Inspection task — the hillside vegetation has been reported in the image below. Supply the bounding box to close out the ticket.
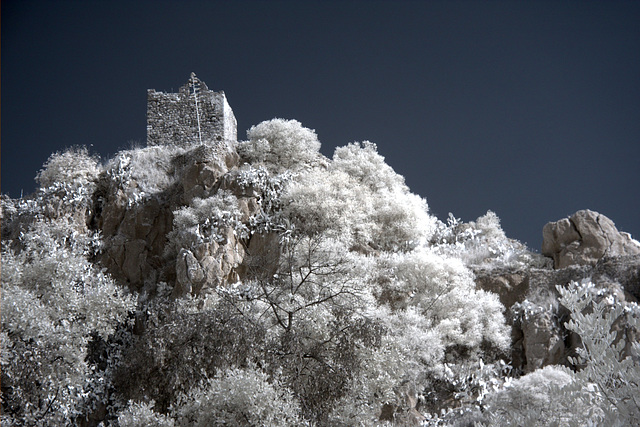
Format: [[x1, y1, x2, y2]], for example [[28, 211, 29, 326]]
[[2, 119, 639, 426]]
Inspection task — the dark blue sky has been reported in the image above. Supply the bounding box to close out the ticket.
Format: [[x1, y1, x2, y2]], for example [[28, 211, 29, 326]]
[[2, 0, 639, 250]]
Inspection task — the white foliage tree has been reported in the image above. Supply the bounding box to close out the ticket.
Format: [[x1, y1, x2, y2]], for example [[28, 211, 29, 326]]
[[1, 219, 135, 425], [283, 168, 364, 242], [284, 142, 436, 251], [238, 118, 322, 173], [331, 141, 405, 193], [557, 280, 640, 425], [378, 248, 510, 351], [431, 210, 548, 268], [213, 234, 385, 423]]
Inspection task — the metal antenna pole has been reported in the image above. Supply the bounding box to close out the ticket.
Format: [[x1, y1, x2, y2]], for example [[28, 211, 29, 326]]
[[190, 72, 203, 144]]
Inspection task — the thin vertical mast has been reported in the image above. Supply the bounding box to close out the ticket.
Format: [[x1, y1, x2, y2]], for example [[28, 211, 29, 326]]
[[190, 72, 203, 144]]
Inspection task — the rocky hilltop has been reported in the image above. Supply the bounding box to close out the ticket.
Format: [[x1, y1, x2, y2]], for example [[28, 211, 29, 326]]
[[2, 76, 639, 426], [477, 210, 640, 373]]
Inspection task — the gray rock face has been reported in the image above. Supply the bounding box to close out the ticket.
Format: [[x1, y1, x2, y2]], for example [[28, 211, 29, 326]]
[[98, 196, 173, 289], [174, 227, 249, 297], [95, 142, 242, 290], [475, 254, 640, 373], [474, 270, 529, 308], [93, 139, 277, 298], [176, 144, 239, 204], [520, 310, 565, 373], [542, 209, 640, 269], [476, 266, 577, 372], [176, 248, 205, 294]]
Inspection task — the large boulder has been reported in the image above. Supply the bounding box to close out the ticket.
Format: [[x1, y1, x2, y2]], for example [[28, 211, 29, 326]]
[[98, 196, 173, 289], [542, 210, 640, 269]]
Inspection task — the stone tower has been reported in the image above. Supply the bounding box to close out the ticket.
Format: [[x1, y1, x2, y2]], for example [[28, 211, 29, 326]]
[[146, 73, 237, 147]]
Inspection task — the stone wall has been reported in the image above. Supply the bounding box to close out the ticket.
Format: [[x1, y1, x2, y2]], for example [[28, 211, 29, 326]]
[[147, 74, 237, 147]]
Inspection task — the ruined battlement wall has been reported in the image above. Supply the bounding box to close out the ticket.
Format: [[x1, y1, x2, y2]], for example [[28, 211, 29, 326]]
[[146, 75, 237, 147]]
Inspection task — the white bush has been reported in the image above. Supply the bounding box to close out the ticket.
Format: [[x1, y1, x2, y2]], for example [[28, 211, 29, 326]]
[[36, 146, 100, 189], [172, 367, 304, 426], [283, 142, 437, 251], [239, 118, 322, 172], [104, 145, 184, 206], [168, 190, 248, 251], [485, 365, 600, 425], [117, 401, 175, 427], [331, 141, 405, 193], [431, 211, 548, 268], [380, 248, 510, 351], [20, 147, 102, 225], [283, 168, 364, 242], [1, 219, 135, 425]]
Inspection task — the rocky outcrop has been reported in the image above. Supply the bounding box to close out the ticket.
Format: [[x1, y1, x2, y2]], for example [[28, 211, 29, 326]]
[[174, 227, 248, 296], [176, 144, 239, 204], [542, 209, 640, 269], [475, 253, 640, 373], [519, 310, 566, 372], [476, 266, 572, 372], [97, 196, 173, 288], [474, 270, 529, 308], [94, 142, 250, 292]]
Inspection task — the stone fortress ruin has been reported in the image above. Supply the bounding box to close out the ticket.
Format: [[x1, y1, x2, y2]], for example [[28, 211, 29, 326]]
[[146, 73, 237, 147]]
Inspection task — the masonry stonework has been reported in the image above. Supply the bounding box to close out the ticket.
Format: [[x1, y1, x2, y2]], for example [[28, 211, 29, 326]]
[[147, 73, 237, 147]]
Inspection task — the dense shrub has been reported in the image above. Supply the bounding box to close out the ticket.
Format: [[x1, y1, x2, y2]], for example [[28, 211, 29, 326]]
[[284, 142, 436, 251], [431, 211, 549, 268], [103, 145, 184, 206], [36, 146, 100, 190], [238, 119, 322, 172], [375, 249, 510, 352], [117, 401, 175, 427], [114, 294, 266, 413], [167, 190, 248, 252], [1, 219, 135, 425], [172, 367, 304, 426]]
